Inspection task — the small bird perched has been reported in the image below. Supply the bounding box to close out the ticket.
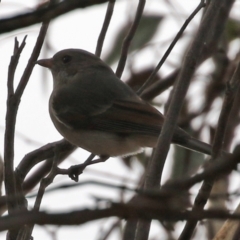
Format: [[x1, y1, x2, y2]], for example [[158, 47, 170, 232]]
[[36, 49, 212, 157]]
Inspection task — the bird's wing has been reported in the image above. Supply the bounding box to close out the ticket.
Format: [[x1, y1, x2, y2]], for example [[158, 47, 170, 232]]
[[90, 100, 163, 135], [51, 87, 163, 135]]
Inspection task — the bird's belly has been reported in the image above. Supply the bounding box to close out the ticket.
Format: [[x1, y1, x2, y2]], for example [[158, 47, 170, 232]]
[[60, 128, 152, 156], [50, 113, 157, 156]]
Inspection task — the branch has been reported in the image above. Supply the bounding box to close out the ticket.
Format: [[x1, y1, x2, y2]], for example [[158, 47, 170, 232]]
[[137, 1, 206, 95], [140, 69, 179, 101], [164, 146, 239, 191], [179, 60, 240, 240], [4, 16, 49, 240], [24, 149, 61, 239], [1, 203, 240, 231], [95, 0, 116, 57], [135, 1, 207, 239], [0, 0, 111, 34], [115, 0, 146, 78], [16, 139, 75, 184], [4, 37, 27, 215]]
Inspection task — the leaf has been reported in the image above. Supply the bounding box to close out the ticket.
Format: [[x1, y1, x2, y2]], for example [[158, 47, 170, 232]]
[[105, 14, 163, 65], [226, 18, 240, 42]]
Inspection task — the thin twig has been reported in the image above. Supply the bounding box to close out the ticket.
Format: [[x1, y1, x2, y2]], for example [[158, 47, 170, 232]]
[[7, 38, 26, 96], [115, 0, 145, 78], [137, 0, 206, 95], [34, 157, 59, 211], [11, 22, 50, 199], [135, 1, 207, 239], [3, 9, 49, 238], [95, 0, 115, 57], [16, 139, 74, 185], [163, 151, 233, 191], [135, 0, 235, 239], [4, 37, 27, 214], [1, 148, 240, 217], [21, 145, 76, 193], [4, 28, 49, 238], [140, 69, 179, 100], [24, 147, 60, 239], [4, 38, 30, 240], [15, 24, 49, 99], [179, 61, 240, 240]]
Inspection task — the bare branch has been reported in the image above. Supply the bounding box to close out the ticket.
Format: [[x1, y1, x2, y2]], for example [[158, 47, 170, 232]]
[[15, 22, 49, 99], [95, 0, 116, 57], [4, 36, 27, 215], [16, 139, 74, 183], [1, 203, 240, 231], [140, 69, 179, 101], [137, 0, 206, 95], [135, 0, 234, 239], [179, 61, 240, 240], [0, 0, 111, 34], [115, 0, 145, 78], [3, 10, 49, 237]]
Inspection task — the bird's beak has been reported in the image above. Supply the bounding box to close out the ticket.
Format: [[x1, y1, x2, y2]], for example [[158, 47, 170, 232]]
[[36, 58, 53, 69]]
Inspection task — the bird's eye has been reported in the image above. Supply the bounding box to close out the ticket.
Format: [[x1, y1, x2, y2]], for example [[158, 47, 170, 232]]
[[62, 55, 72, 64]]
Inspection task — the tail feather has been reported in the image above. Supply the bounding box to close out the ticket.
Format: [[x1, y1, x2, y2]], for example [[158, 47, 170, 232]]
[[180, 137, 212, 155]]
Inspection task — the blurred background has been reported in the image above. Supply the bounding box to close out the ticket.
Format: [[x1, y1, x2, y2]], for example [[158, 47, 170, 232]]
[[0, 0, 240, 239]]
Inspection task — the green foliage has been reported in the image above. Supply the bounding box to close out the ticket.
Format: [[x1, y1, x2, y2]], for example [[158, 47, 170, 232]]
[[226, 18, 240, 42], [105, 14, 163, 65]]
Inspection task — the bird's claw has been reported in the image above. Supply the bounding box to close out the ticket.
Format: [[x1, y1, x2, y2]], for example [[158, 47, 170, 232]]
[[68, 164, 84, 182]]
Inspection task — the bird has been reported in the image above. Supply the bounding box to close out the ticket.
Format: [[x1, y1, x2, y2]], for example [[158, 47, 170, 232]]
[[36, 49, 212, 157]]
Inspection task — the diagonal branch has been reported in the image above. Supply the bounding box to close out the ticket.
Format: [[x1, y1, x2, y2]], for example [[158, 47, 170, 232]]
[[137, 0, 206, 95], [95, 0, 116, 57], [179, 61, 240, 240], [134, 0, 234, 239], [115, 0, 146, 78], [0, 0, 111, 34]]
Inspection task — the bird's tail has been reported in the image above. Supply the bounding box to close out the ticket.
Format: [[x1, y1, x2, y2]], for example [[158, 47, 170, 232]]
[[181, 137, 212, 155]]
